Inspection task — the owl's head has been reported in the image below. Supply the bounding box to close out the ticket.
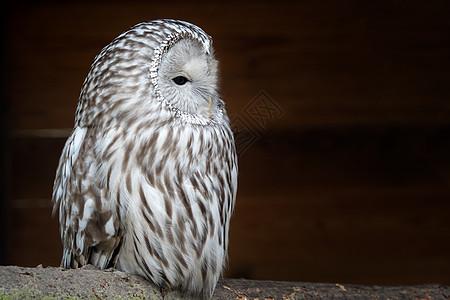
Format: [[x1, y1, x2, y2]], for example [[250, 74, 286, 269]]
[[76, 19, 225, 127], [155, 33, 219, 121]]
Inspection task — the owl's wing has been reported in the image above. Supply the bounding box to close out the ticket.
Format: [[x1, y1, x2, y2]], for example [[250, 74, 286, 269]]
[[52, 126, 122, 269]]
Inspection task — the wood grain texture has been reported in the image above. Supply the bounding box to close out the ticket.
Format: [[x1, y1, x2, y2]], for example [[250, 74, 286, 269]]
[[5, 1, 450, 129], [3, 0, 450, 286]]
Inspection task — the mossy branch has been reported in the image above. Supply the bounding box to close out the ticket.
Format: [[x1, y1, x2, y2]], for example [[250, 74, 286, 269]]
[[0, 265, 448, 299]]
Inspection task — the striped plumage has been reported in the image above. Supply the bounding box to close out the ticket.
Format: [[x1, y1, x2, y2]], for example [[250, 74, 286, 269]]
[[52, 19, 238, 299]]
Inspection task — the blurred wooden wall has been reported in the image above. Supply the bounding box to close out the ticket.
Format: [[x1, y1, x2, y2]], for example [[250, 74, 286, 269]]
[[2, 1, 450, 285]]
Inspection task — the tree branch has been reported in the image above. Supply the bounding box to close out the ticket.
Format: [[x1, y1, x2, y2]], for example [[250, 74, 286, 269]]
[[0, 265, 448, 299]]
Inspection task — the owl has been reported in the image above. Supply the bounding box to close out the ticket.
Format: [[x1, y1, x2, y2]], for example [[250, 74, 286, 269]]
[[52, 19, 238, 299]]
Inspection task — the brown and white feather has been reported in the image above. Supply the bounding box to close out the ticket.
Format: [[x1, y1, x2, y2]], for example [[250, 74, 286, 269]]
[[52, 19, 237, 299]]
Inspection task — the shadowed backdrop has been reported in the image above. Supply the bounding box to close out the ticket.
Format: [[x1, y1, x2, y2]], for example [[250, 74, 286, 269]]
[[2, 0, 449, 285]]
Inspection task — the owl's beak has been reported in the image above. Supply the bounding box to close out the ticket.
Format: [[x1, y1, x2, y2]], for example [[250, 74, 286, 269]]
[[207, 96, 212, 111], [205, 96, 213, 118]]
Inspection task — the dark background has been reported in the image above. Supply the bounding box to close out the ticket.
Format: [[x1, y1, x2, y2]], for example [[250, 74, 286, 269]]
[[2, 1, 450, 285]]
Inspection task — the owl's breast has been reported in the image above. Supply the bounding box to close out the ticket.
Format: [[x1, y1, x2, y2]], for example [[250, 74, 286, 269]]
[[114, 122, 235, 294]]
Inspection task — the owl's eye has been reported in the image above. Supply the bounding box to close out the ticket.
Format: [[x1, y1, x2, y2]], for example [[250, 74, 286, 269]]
[[172, 76, 189, 85]]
